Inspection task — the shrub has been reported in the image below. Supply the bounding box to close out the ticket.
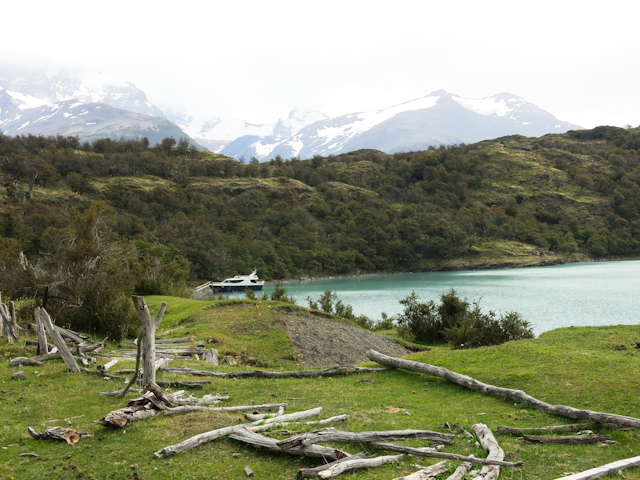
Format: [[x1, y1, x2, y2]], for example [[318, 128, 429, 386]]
[[397, 290, 534, 348]]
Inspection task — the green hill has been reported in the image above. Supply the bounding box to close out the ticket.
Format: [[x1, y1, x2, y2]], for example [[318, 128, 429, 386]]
[[2, 126, 640, 333]]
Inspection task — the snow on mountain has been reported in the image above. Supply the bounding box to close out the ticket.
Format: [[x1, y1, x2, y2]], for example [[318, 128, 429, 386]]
[[0, 68, 165, 118], [0, 94, 192, 147], [220, 90, 583, 161]]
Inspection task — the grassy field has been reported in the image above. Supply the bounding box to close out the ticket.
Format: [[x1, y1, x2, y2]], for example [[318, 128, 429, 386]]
[[2, 297, 640, 479]]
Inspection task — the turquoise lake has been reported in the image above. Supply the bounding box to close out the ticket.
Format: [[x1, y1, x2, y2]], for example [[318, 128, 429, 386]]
[[257, 260, 640, 335]]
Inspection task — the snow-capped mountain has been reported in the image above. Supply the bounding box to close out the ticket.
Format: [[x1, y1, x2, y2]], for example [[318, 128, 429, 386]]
[[0, 68, 165, 118], [0, 68, 202, 146], [220, 90, 583, 161], [0, 87, 192, 146], [164, 108, 328, 154]]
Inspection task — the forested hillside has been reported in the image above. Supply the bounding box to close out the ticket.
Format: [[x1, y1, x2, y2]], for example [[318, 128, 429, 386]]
[[1, 126, 640, 334]]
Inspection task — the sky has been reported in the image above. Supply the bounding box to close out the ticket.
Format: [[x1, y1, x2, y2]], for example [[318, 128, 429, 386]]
[[2, 0, 638, 128]]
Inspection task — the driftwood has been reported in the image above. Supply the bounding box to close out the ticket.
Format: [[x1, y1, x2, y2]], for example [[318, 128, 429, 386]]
[[295, 454, 367, 479], [278, 429, 454, 450], [497, 423, 604, 435], [297, 454, 405, 479], [367, 350, 640, 429], [519, 433, 613, 444], [390, 461, 448, 480], [80, 368, 210, 388], [244, 405, 286, 421], [472, 424, 504, 480], [94, 387, 228, 427], [444, 458, 474, 480], [9, 341, 104, 367], [230, 427, 351, 461], [162, 402, 287, 416], [35, 307, 79, 372], [370, 442, 523, 467], [244, 465, 254, 476], [155, 407, 324, 458], [131, 296, 167, 387], [550, 454, 640, 480], [28, 426, 92, 445], [128, 365, 386, 378]]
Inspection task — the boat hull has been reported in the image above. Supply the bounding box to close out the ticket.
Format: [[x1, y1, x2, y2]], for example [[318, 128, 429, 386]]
[[210, 285, 264, 293]]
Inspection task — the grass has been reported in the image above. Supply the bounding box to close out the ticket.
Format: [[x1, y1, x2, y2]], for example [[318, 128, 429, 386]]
[[2, 298, 640, 479]]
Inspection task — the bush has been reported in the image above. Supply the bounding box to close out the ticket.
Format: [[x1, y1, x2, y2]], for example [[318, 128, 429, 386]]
[[397, 290, 534, 348]]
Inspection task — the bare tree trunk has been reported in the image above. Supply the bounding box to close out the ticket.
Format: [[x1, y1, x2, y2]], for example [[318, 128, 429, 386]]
[[278, 429, 453, 450], [367, 350, 640, 429], [35, 307, 79, 372], [472, 424, 504, 480], [298, 454, 405, 478], [549, 455, 640, 480], [36, 313, 48, 355], [229, 427, 350, 461], [370, 443, 522, 467], [390, 461, 448, 480], [131, 296, 167, 387]]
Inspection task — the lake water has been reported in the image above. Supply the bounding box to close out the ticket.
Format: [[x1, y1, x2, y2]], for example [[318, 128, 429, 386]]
[[257, 260, 640, 335]]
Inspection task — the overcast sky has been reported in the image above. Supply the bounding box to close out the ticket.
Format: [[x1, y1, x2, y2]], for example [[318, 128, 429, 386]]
[[3, 0, 638, 128]]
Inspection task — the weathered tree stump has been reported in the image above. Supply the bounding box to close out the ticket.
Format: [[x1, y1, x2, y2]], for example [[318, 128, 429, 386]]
[[131, 296, 167, 387]]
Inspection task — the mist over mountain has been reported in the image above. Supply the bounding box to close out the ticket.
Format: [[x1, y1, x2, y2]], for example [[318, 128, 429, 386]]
[[0, 68, 582, 158], [220, 90, 583, 160]]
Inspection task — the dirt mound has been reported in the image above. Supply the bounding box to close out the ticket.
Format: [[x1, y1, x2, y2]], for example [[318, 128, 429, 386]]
[[279, 312, 411, 367]]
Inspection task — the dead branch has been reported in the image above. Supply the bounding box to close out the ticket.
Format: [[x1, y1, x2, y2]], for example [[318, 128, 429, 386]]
[[472, 424, 504, 480], [140, 365, 386, 378], [297, 454, 405, 479], [367, 350, 640, 429], [162, 402, 286, 416], [10, 340, 105, 367], [549, 454, 640, 480], [28, 426, 92, 445], [519, 433, 614, 444], [154, 407, 324, 458], [444, 458, 474, 480], [278, 429, 454, 450], [370, 442, 523, 467], [497, 423, 604, 435], [229, 427, 351, 461], [390, 461, 448, 480]]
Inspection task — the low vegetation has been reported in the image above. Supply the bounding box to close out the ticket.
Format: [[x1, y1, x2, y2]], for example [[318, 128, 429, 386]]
[[395, 289, 534, 348], [2, 297, 640, 479], [2, 126, 640, 325]]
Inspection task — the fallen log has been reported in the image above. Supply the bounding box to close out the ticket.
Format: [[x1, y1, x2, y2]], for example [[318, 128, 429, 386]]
[[497, 423, 603, 435], [28, 426, 92, 445], [444, 458, 474, 480], [366, 350, 640, 429], [244, 405, 286, 421], [9, 341, 105, 367], [390, 460, 448, 480], [519, 433, 613, 444], [81, 368, 210, 388], [278, 429, 454, 450], [95, 388, 228, 427], [121, 365, 386, 378], [297, 454, 405, 479], [370, 442, 523, 467], [154, 407, 324, 458], [162, 402, 286, 416], [549, 454, 640, 480], [472, 424, 504, 480], [296, 453, 368, 479], [229, 427, 351, 461]]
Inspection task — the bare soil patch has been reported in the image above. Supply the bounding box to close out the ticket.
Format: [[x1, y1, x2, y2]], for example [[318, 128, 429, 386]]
[[279, 313, 410, 367]]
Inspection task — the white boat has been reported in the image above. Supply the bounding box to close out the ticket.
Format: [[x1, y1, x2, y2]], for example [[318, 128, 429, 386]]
[[195, 269, 265, 293]]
